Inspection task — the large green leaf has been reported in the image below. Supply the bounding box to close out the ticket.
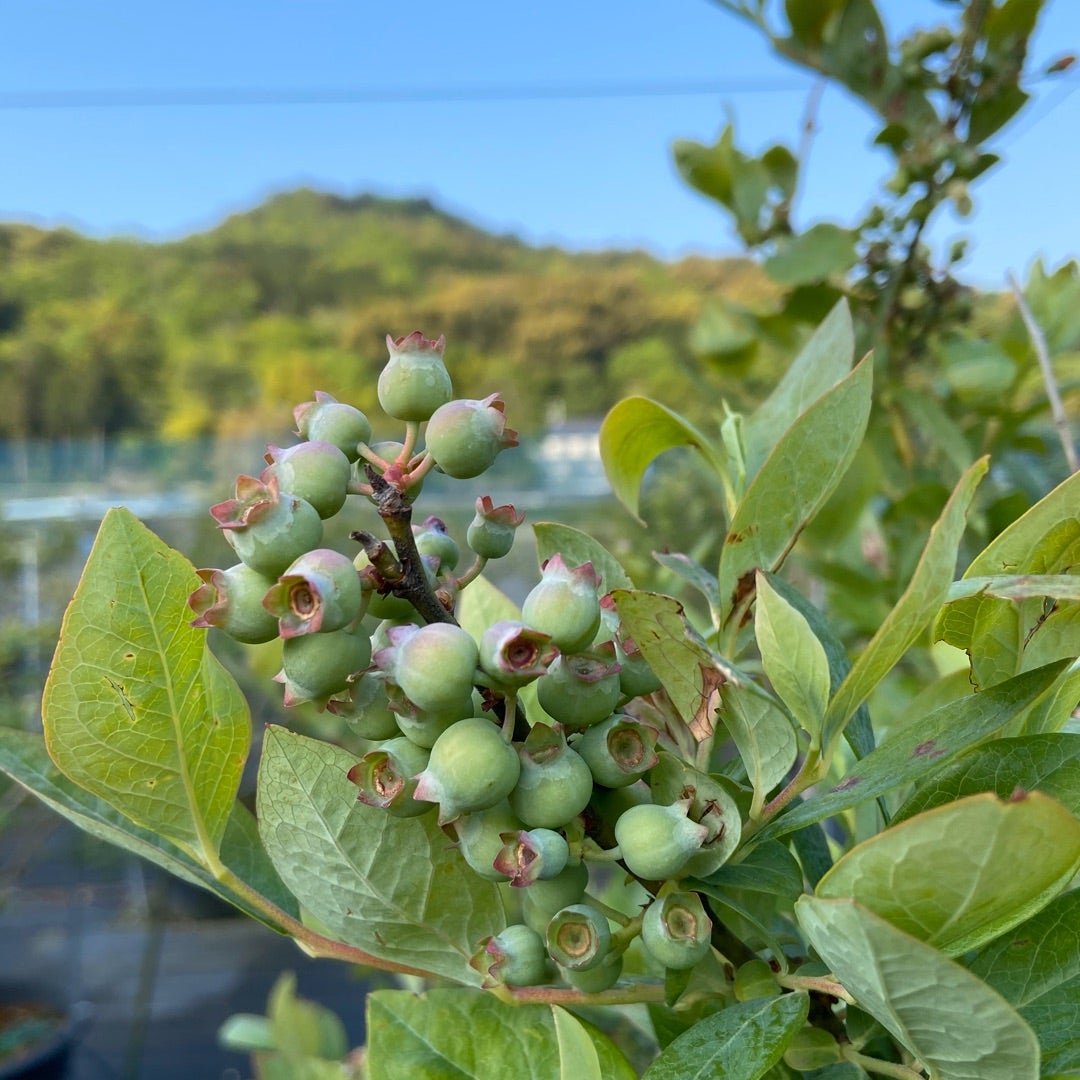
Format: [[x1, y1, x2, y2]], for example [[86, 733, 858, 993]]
[[968, 888, 1080, 1074], [0, 727, 298, 925], [816, 792, 1080, 956], [821, 457, 988, 749], [894, 733, 1080, 823], [599, 396, 726, 524], [256, 726, 504, 986], [796, 897, 1040, 1080], [764, 224, 858, 287], [41, 507, 249, 864], [936, 470, 1080, 689], [640, 993, 808, 1080], [364, 989, 637, 1080], [755, 572, 829, 745], [744, 299, 854, 477], [533, 521, 634, 592], [753, 661, 1068, 845], [717, 355, 872, 626]]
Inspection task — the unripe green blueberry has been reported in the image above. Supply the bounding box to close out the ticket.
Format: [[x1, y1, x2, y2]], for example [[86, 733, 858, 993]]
[[188, 563, 280, 644], [494, 828, 570, 887], [615, 636, 662, 699], [326, 671, 400, 741], [521, 861, 590, 936], [521, 555, 602, 654], [733, 958, 781, 1002], [377, 331, 454, 421], [424, 393, 518, 479], [412, 515, 460, 572], [536, 651, 622, 730], [293, 391, 372, 462], [413, 716, 521, 824], [546, 903, 611, 972], [346, 737, 433, 818], [275, 628, 372, 708], [613, 801, 709, 882], [478, 620, 557, 688], [574, 714, 658, 788], [375, 622, 479, 715], [473, 924, 549, 988], [466, 496, 525, 560], [454, 801, 524, 881], [781, 1027, 843, 1071], [263, 440, 352, 519], [641, 891, 713, 970], [385, 681, 474, 749], [262, 548, 363, 637], [509, 724, 594, 829], [561, 953, 623, 992], [211, 474, 324, 578]]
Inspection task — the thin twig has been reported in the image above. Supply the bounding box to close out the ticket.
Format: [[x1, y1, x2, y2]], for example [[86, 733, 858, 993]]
[[1008, 271, 1079, 473]]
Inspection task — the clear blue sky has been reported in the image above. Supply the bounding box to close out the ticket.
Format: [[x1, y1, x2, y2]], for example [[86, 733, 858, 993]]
[[1, 0, 1077, 286]]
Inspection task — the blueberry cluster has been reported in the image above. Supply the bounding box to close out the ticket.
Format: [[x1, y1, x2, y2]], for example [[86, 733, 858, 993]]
[[189, 331, 727, 990]]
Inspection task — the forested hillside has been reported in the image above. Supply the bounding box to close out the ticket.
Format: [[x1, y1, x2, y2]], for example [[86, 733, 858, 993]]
[[0, 189, 776, 441]]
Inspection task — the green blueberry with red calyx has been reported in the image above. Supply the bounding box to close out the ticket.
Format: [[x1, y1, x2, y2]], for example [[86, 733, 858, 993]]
[[641, 891, 713, 970], [494, 828, 570, 887], [424, 393, 518, 479], [412, 515, 460, 573], [535, 647, 622, 730], [615, 635, 662, 699], [479, 620, 558, 688], [377, 331, 454, 421], [546, 903, 611, 972], [454, 800, 524, 881], [374, 622, 479, 715], [472, 924, 549, 988], [188, 563, 280, 644], [521, 555, 602, 654], [466, 496, 526, 560], [413, 716, 521, 824], [262, 440, 352, 520], [211, 474, 324, 578], [648, 752, 742, 877], [574, 714, 659, 789], [293, 391, 372, 462], [509, 724, 594, 829], [385, 681, 474, 749], [733, 958, 781, 1002], [275, 628, 372, 709], [562, 952, 623, 992], [325, 671, 400, 741], [782, 1028, 844, 1071], [614, 800, 709, 882], [521, 861, 590, 936], [346, 737, 433, 818], [261, 548, 363, 638]]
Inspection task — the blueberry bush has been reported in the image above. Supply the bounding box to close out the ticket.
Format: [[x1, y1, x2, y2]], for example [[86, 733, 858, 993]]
[[1, 311, 1077, 1079]]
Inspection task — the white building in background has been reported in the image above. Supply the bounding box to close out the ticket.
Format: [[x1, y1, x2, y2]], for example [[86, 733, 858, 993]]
[[535, 419, 609, 496]]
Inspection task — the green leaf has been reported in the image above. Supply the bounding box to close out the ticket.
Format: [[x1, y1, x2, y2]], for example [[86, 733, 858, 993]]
[[640, 993, 809, 1080], [256, 726, 504, 986], [267, 972, 348, 1060], [764, 224, 858, 287], [599, 396, 725, 524], [718, 355, 873, 626], [755, 572, 829, 744], [719, 681, 799, 819], [796, 897, 1040, 1080], [364, 989, 637, 1080], [820, 0, 890, 106], [816, 792, 1080, 956], [0, 727, 298, 926], [702, 839, 804, 901], [652, 552, 721, 623], [612, 589, 738, 733], [41, 507, 249, 864], [744, 298, 855, 479], [456, 572, 520, 642], [945, 574, 1080, 604], [935, 469, 1080, 690], [533, 521, 634, 592], [753, 661, 1069, 845], [785, 0, 846, 48], [252, 1054, 349, 1080], [552, 1007, 604, 1080], [894, 733, 1080, 823], [968, 888, 1080, 1074], [822, 457, 988, 748]]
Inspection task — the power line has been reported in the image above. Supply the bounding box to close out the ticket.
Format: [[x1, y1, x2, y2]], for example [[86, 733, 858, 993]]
[[0, 77, 813, 111]]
